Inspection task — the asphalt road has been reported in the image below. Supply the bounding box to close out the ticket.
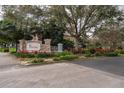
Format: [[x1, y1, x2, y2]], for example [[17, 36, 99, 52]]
[[74, 57, 124, 77], [0, 53, 124, 88]]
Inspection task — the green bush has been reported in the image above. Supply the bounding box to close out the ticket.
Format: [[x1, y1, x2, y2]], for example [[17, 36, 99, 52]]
[[83, 49, 94, 57], [89, 48, 96, 54], [83, 49, 90, 54], [9, 48, 16, 53], [13, 53, 35, 58], [25, 54, 35, 58], [120, 50, 124, 54], [55, 51, 73, 57], [0, 48, 16, 53], [0, 48, 4, 52], [83, 48, 96, 54], [36, 53, 54, 58], [116, 50, 124, 56], [84, 53, 94, 57], [3, 48, 9, 52], [105, 52, 118, 57], [59, 55, 78, 60], [13, 52, 55, 58], [62, 39, 74, 50], [95, 52, 103, 56]]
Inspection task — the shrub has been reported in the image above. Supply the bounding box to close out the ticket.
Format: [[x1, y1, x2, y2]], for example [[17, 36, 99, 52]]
[[9, 48, 16, 53], [59, 55, 78, 60], [95, 52, 103, 56], [62, 39, 74, 50], [13, 52, 55, 58], [119, 50, 124, 54], [36, 53, 54, 58], [25, 54, 35, 58], [0, 48, 4, 52], [82, 49, 93, 57], [89, 48, 96, 54], [13, 53, 35, 58], [4, 48, 9, 52], [105, 52, 118, 57], [83, 48, 96, 54], [53, 57, 61, 61], [31, 58, 44, 63], [82, 49, 90, 54], [55, 51, 73, 57], [84, 53, 94, 57]]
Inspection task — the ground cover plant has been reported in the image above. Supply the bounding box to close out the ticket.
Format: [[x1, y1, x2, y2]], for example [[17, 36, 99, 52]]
[[0, 48, 16, 52]]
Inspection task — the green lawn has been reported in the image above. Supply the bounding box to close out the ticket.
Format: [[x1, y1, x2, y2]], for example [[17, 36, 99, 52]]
[[0, 48, 16, 52]]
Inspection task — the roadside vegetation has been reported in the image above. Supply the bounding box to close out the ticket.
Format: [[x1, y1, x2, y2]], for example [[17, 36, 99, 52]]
[[0, 48, 16, 52], [0, 5, 124, 65], [9, 48, 124, 65]]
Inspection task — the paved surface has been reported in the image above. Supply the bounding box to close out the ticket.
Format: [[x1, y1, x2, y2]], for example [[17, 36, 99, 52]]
[[0, 53, 22, 71], [0, 53, 124, 88]]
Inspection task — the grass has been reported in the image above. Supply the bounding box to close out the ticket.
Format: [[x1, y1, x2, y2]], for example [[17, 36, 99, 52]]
[[9, 48, 16, 52], [59, 55, 78, 60], [12, 50, 124, 66], [0, 48, 16, 52], [18, 52, 79, 66], [0, 48, 4, 52]]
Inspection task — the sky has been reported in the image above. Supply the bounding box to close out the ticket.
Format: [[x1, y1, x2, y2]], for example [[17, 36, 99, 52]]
[[0, 6, 3, 20]]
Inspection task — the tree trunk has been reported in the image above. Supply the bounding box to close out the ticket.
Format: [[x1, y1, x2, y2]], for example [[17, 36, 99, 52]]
[[74, 39, 80, 49], [109, 42, 116, 51], [15, 41, 18, 52], [74, 38, 81, 53]]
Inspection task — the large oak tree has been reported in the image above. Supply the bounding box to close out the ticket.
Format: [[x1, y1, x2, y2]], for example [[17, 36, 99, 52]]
[[49, 5, 121, 48]]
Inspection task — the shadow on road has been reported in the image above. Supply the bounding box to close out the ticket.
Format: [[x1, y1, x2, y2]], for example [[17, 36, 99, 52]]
[[73, 57, 124, 77]]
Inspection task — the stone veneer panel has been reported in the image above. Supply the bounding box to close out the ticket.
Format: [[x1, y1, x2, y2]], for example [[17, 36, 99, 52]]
[[19, 39, 51, 53]]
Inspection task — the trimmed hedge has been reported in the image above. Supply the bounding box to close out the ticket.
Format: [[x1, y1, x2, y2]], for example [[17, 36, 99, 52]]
[[115, 50, 124, 54], [13, 53, 35, 58], [105, 52, 118, 57], [59, 55, 78, 60], [55, 51, 73, 57], [13, 51, 74, 58], [9, 48, 16, 53], [13, 52, 54, 58], [0, 48, 16, 52], [54, 55, 78, 61], [0, 48, 4, 52], [120, 50, 124, 54], [36, 53, 54, 58]]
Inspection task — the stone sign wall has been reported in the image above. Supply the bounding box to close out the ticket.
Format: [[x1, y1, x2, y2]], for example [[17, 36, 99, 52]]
[[26, 41, 41, 51], [19, 39, 51, 53]]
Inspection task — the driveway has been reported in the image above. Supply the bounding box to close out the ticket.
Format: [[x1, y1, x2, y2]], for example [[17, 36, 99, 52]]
[[0, 53, 22, 71], [0, 53, 124, 88]]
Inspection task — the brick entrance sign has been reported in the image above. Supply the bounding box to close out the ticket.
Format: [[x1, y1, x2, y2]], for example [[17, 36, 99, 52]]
[[18, 35, 51, 53]]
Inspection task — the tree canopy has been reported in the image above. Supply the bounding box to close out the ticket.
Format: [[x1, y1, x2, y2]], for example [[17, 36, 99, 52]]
[[0, 5, 124, 50]]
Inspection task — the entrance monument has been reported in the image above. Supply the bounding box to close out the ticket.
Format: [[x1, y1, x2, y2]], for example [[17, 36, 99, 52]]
[[18, 34, 51, 53]]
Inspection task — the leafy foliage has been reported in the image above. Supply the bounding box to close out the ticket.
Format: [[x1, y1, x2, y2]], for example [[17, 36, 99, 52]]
[[50, 5, 121, 48], [55, 51, 73, 57], [105, 52, 118, 57], [62, 39, 74, 50], [59, 55, 78, 60]]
